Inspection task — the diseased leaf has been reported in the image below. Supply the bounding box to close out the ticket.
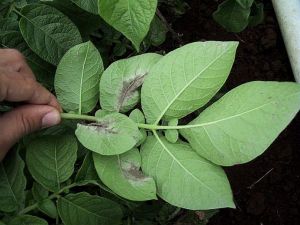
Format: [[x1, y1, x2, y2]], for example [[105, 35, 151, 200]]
[[180, 82, 300, 166], [71, 0, 98, 14], [100, 53, 161, 113], [141, 135, 234, 210], [55, 41, 104, 114], [93, 148, 157, 201], [98, 0, 158, 50], [19, 4, 82, 65], [57, 192, 123, 225], [8, 215, 48, 225], [165, 119, 178, 143], [26, 135, 77, 192], [213, 0, 251, 33], [75, 152, 99, 182], [0, 149, 26, 213], [141, 41, 238, 124], [75, 112, 142, 155]]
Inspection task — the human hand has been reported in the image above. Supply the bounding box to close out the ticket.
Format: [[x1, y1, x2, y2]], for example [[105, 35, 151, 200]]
[[0, 49, 62, 160]]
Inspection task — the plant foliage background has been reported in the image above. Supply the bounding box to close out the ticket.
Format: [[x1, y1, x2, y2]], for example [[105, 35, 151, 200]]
[[0, 0, 299, 225]]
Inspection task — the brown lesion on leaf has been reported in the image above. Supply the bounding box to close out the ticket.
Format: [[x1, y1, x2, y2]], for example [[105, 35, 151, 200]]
[[121, 161, 149, 182], [117, 73, 148, 111], [85, 121, 118, 134]]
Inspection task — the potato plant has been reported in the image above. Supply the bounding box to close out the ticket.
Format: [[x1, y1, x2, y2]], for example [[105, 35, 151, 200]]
[[0, 0, 300, 225]]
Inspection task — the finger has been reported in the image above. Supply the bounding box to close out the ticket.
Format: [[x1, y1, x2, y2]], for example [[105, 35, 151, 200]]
[[0, 49, 35, 79], [0, 72, 62, 111], [0, 105, 61, 161]]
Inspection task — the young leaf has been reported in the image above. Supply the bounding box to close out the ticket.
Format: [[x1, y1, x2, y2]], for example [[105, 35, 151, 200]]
[[19, 4, 82, 65], [0, 149, 26, 212], [71, 0, 98, 14], [93, 148, 157, 201], [165, 119, 179, 143], [141, 41, 238, 124], [249, 2, 264, 27], [75, 112, 142, 155], [32, 182, 48, 202], [26, 135, 77, 192], [75, 152, 99, 182], [180, 82, 300, 166], [57, 192, 123, 225], [8, 215, 48, 225], [55, 41, 104, 114], [213, 0, 251, 33], [38, 199, 57, 219], [141, 135, 234, 210], [146, 15, 168, 47], [129, 109, 147, 145], [100, 53, 162, 113], [98, 0, 158, 51]]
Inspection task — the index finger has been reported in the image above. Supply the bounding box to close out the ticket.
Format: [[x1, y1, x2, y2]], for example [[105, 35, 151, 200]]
[[0, 71, 62, 112]]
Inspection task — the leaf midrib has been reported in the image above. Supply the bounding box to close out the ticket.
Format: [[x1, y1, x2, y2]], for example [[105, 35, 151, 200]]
[[153, 132, 218, 195], [154, 44, 236, 124], [181, 91, 300, 129], [0, 163, 18, 207], [78, 43, 90, 114]]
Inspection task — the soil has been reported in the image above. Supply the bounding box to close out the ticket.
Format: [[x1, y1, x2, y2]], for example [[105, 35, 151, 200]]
[[166, 0, 300, 224]]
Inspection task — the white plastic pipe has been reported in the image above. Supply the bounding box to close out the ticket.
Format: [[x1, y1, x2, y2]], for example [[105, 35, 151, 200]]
[[272, 0, 300, 83]]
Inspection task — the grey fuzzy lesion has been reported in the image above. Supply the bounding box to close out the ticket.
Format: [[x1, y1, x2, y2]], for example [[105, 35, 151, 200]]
[[117, 73, 148, 111]]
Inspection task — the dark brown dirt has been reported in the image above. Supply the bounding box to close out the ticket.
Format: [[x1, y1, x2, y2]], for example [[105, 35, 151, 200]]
[[168, 0, 300, 224]]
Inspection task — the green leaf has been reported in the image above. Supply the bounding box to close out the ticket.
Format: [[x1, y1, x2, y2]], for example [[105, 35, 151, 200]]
[[75, 152, 99, 182], [249, 2, 264, 27], [26, 135, 77, 192], [8, 215, 48, 225], [141, 41, 238, 124], [100, 53, 161, 113], [32, 182, 48, 202], [0, 18, 18, 33], [0, 149, 26, 213], [93, 148, 157, 201], [55, 41, 104, 114], [213, 0, 251, 33], [57, 192, 123, 225], [71, 0, 98, 14], [19, 3, 82, 65], [129, 109, 147, 146], [180, 82, 300, 166], [95, 109, 110, 119], [46, 0, 102, 36], [75, 112, 142, 155], [165, 119, 178, 143], [141, 135, 234, 210], [236, 0, 254, 9], [0, 31, 54, 89], [38, 199, 57, 219], [98, 0, 158, 51], [146, 15, 168, 47]]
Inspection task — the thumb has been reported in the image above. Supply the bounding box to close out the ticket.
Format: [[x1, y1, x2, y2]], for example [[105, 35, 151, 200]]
[[0, 105, 61, 160]]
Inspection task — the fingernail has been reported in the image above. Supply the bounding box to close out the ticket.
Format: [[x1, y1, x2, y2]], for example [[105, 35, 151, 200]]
[[42, 110, 60, 128]]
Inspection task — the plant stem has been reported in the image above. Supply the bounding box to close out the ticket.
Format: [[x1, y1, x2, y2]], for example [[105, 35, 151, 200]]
[[60, 113, 202, 130], [19, 183, 79, 215], [60, 113, 100, 122]]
